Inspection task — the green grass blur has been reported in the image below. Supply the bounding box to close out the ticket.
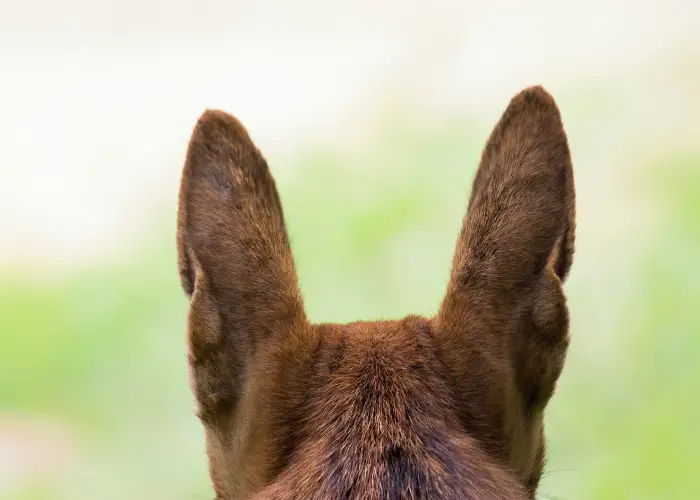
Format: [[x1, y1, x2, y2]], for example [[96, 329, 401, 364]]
[[2, 94, 699, 500]]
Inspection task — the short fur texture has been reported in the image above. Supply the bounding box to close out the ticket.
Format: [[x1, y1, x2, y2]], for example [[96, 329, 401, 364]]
[[176, 86, 575, 499]]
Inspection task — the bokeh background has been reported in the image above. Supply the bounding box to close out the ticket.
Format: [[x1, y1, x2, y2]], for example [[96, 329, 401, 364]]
[[2, 1, 700, 498]]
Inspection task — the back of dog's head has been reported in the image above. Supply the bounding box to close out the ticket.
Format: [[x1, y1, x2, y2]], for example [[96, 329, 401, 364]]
[[176, 86, 575, 499]]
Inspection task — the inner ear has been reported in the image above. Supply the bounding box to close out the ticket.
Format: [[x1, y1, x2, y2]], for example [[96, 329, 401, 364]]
[[549, 227, 575, 282]]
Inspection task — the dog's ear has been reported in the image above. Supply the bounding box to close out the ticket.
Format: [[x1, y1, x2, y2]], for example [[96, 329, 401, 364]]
[[434, 87, 575, 483], [177, 110, 307, 422], [466, 87, 575, 284], [445, 86, 574, 302]]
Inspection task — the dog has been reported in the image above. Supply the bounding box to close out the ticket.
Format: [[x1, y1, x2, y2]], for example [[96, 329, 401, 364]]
[[176, 85, 575, 499]]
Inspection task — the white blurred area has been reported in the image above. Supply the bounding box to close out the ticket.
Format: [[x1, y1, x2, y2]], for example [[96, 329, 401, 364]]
[[2, 0, 699, 271]]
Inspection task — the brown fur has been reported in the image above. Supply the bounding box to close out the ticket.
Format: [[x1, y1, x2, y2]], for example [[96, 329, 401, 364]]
[[176, 86, 575, 499]]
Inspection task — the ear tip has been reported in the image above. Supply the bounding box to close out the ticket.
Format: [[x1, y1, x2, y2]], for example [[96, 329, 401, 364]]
[[193, 108, 252, 144], [508, 85, 563, 121], [518, 84, 555, 100]]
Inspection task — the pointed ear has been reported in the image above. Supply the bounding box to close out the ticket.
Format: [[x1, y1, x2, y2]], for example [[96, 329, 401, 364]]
[[433, 87, 575, 484], [177, 110, 307, 421], [453, 86, 575, 293]]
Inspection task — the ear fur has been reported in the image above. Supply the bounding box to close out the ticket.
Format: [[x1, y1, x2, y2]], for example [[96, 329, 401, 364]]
[[453, 85, 574, 294], [434, 87, 575, 485], [176, 110, 307, 421]]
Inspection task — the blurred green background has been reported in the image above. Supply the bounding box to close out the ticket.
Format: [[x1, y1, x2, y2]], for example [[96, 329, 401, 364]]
[[2, 2, 700, 499]]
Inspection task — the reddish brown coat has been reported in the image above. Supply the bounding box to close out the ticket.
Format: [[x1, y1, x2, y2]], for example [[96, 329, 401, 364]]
[[177, 86, 575, 499]]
